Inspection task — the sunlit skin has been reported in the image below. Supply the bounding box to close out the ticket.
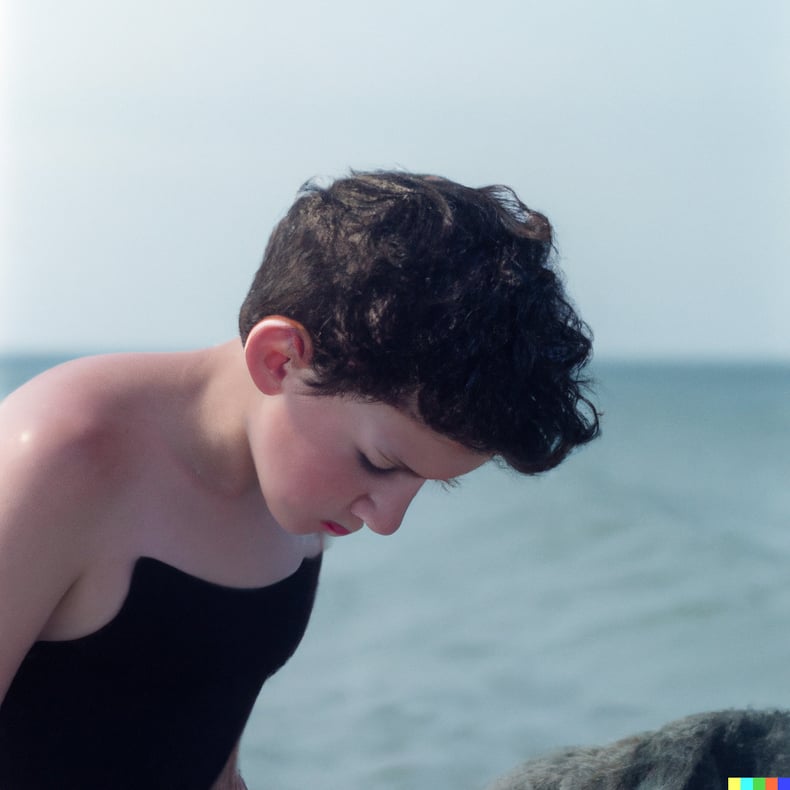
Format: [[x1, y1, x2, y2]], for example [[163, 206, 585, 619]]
[[248, 388, 490, 538], [244, 317, 491, 539], [0, 317, 489, 788]]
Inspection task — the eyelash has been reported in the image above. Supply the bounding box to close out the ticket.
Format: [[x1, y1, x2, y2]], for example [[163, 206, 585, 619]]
[[358, 452, 461, 490], [358, 452, 395, 475]]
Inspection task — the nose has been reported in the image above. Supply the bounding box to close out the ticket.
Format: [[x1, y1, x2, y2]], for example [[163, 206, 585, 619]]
[[350, 478, 425, 536]]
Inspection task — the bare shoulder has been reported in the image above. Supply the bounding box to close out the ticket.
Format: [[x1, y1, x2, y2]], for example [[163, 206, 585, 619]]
[[0, 355, 146, 700], [0, 353, 178, 554], [0, 355, 140, 493]]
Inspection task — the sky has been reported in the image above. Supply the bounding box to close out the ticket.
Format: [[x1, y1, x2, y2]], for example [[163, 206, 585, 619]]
[[2, 0, 788, 359]]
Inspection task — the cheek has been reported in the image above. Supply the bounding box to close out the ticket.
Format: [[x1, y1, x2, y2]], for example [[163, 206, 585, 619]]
[[257, 439, 358, 510], [293, 455, 357, 498], [249, 403, 363, 509]]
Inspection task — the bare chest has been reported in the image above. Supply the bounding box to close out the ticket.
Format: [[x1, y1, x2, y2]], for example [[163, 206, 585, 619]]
[[38, 454, 313, 641]]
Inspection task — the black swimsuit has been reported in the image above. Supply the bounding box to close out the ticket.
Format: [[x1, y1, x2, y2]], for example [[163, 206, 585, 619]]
[[0, 554, 322, 790]]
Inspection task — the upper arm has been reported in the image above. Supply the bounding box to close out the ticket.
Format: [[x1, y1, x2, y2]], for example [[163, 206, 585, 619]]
[[0, 382, 110, 704]]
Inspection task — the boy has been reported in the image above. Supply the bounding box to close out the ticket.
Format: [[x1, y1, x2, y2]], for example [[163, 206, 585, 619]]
[[0, 171, 599, 788]]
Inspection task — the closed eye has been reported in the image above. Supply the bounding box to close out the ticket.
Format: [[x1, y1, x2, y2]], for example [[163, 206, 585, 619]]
[[359, 451, 461, 489], [358, 451, 397, 475]]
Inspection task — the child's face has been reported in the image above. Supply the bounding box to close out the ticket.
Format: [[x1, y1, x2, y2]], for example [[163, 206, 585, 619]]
[[249, 390, 489, 538]]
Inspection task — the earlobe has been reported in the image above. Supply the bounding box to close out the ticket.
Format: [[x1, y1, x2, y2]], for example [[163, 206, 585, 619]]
[[244, 317, 314, 395]]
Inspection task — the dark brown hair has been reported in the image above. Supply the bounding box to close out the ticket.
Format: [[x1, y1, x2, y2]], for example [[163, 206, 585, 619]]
[[240, 171, 599, 473]]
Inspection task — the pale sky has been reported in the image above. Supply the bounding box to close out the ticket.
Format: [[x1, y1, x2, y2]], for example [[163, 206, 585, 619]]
[[2, 0, 788, 358]]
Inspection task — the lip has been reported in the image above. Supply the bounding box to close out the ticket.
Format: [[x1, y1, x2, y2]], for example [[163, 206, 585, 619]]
[[322, 521, 351, 537]]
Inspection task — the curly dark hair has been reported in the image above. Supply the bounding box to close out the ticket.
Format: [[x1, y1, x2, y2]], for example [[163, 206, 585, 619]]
[[239, 171, 599, 473]]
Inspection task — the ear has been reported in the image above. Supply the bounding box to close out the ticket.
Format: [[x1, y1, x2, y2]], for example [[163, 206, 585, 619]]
[[244, 316, 314, 395]]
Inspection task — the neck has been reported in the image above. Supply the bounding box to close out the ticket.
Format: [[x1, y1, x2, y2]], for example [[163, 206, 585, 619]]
[[171, 340, 262, 498]]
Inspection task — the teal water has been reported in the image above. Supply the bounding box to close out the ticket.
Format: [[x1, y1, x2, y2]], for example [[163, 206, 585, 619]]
[[2, 356, 789, 789]]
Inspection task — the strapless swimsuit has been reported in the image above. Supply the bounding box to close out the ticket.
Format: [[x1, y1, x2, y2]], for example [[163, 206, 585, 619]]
[[0, 554, 322, 789]]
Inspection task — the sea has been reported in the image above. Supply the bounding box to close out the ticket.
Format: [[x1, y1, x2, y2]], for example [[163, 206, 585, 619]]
[[1, 355, 789, 789]]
